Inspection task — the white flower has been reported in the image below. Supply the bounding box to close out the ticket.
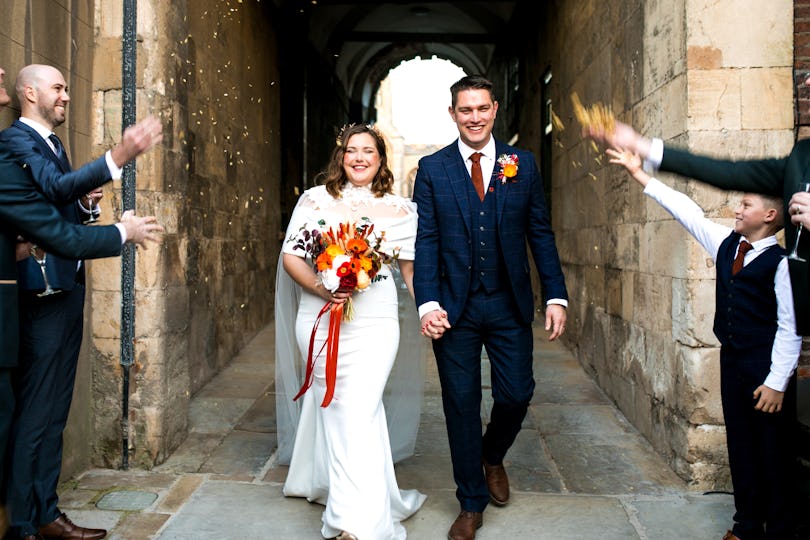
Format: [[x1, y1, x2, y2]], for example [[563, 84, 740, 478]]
[[320, 269, 340, 292], [319, 254, 351, 292]]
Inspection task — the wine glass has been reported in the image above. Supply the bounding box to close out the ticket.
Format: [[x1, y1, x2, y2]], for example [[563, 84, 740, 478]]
[[29, 245, 59, 297], [84, 188, 102, 223], [787, 182, 810, 262]]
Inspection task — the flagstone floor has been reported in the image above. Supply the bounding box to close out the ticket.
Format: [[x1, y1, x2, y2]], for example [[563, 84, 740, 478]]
[[27, 323, 750, 539]]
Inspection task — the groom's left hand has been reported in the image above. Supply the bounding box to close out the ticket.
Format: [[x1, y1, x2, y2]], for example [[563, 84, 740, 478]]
[[545, 304, 566, 341]]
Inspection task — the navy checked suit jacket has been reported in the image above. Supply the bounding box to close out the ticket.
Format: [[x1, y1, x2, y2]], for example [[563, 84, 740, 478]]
[[0, 120, 111, 291], [0, 155, 121, 367], [413, 139, 568, 326]]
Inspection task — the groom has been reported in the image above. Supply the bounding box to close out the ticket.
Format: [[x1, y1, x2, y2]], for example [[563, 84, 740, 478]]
[[413, 75, 568, 540]]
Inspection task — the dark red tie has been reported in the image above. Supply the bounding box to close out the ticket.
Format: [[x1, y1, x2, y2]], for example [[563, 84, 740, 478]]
[[732, 240, 753, 275], [470, 152, 484, 201]]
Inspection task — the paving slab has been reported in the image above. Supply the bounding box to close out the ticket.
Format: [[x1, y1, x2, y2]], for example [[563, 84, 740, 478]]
[[198, 430, 276, 476], [544, 434, 684, 495], [108, 512, 171, 540], [155, 432, 226, 473], [157, 482, 322, 539], [187, 396, 255, 433], [629, 494, 735, 539], [406, 492, 641, 540], [235, 391, 277, 433]]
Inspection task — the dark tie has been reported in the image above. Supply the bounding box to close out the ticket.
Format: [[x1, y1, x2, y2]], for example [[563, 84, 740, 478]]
[[732, 240, 753, 275], [48, 133, 71, 170], [470, 152, 484, 201]]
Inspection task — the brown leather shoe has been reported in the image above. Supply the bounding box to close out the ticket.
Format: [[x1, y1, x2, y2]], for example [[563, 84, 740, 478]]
[[482, 459, 509, 506], [721, 532, 740, 540], [38, 513, 106, 540], [448, 511, 482, 540]]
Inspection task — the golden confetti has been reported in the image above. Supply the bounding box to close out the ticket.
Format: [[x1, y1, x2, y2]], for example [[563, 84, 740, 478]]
[[571, 92, 615, 133], [551, 109, 565, 132]]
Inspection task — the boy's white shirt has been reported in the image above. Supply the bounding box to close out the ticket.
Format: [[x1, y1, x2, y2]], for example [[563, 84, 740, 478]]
[[643, 177, 800, 392]]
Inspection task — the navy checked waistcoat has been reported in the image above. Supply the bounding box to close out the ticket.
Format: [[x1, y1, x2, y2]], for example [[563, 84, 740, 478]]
[[468, 180, 504, 293], [713, 232, 783, 349]]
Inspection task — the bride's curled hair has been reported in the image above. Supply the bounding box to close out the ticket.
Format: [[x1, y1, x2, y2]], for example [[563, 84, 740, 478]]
[[319, 123, 395, 198]]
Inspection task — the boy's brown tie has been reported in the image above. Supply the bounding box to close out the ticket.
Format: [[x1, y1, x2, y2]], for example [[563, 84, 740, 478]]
[[732, 240, 753, 275]]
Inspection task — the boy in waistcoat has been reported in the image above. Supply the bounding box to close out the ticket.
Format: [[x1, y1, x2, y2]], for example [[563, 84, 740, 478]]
[[610, 148, 801, 540]]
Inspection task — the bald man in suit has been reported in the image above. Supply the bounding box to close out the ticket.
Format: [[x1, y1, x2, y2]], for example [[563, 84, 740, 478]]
[[0, 64, 163, 540]]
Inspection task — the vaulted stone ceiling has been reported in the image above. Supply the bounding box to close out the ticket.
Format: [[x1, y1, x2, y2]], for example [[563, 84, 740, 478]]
[[282, 0, 519, 115]]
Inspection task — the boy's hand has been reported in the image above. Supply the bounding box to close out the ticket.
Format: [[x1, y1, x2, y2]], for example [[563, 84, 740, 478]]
[[753, 384, 784, 413], [606, 148, 642, 174], [606, 147, 651, 187]]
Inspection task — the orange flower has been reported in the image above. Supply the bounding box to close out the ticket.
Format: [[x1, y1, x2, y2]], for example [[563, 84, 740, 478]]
[[316, 252, 332, 271], [347, 238, 368, 254], [359, 256, 372, 271], [496, 153, 519, 183]]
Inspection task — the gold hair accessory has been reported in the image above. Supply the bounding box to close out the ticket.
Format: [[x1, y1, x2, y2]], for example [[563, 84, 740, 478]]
[[335, 123, 382, 147]]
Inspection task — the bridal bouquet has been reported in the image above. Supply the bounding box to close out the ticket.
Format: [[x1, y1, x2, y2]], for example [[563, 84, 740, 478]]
[[289, 218, 398, 406], [290, 218, 398, 318]]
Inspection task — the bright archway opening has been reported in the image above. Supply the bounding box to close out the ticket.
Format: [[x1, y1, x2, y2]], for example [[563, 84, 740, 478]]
[[375, 57, 466, 197]]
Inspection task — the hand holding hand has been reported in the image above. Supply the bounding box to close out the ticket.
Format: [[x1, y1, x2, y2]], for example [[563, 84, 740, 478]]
[[545, 304, 567, 341], [111, 116, 163, 167], [753, 384, 784, 413], [119, 210, 164, 248], [421, 309, 451, 340]]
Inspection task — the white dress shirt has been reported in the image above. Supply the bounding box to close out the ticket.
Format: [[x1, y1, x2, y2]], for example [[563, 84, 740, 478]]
[[644, 177, 800, 391]]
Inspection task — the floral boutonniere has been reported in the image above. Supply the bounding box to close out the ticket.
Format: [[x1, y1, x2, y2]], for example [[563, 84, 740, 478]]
[[496, 153, 519, 184]]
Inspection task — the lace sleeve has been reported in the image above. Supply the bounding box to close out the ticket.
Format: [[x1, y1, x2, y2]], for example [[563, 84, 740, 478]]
[[378, 198, 418, 261], [282, 191, 321, 257]]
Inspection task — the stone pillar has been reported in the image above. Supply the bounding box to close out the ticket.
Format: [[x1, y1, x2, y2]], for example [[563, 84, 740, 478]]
[[85, 0, 282, 468]]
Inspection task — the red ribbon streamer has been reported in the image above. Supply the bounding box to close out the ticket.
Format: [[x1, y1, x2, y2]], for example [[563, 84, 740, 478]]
[[293, 301, 343, 407]]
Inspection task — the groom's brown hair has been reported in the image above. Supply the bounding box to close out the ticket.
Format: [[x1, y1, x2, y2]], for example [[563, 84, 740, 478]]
[[450, 75, 497, 108]]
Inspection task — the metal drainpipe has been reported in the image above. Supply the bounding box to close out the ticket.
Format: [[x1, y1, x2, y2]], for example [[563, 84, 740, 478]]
[[120, 0, 137, 470]]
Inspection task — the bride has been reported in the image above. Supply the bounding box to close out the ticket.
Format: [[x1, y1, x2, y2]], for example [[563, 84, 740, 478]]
[[275, 124, 426, 539]]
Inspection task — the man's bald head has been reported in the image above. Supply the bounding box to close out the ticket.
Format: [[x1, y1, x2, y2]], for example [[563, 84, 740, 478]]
[[15, 64, 69, 129], [16, 64, 61, 99]]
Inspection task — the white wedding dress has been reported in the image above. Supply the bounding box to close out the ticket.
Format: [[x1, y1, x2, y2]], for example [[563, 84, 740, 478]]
[[276, 184, 426, 540]]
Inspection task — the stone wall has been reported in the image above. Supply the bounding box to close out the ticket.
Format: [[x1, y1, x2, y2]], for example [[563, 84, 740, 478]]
[[0, 0, 282, 473], [84, 0, 282, 468], [520, 0, 794, 489]]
